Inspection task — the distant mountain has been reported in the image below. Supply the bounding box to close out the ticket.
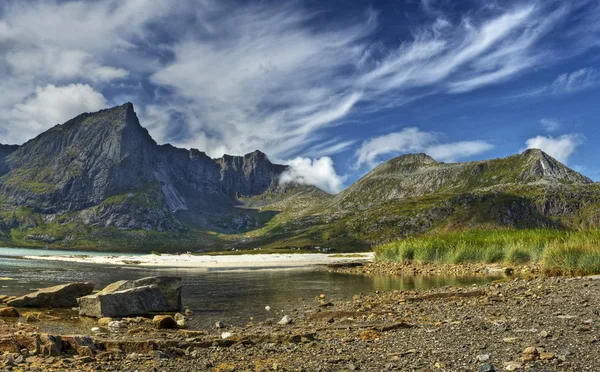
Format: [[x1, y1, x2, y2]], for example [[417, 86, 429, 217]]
[[0, 104, 598, 251], [237, 149, 600, 251]]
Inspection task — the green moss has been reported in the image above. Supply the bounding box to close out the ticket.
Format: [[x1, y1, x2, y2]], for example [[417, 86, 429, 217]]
[[1, 166, 57, 194]]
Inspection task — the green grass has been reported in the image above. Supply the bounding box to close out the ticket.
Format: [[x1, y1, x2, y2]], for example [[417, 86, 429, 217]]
[[375, 229, 600, 275]]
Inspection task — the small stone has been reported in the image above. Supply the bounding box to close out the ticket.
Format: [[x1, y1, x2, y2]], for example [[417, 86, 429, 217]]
[[503, 337, 518, 343], [521, 346, 539, 362], [478, 354, 490, 362], [215, 321, 225, 329], [98, 317, 113, 326], [174, 313, 185, 321], [0, 307, 19, 317], [25, 314, 39, 323], [539, 330, 549, 338], [434, 361, 446, 368], [478, 364, 495, 372], [503, 361, 522, 371], [176, 319, 187, 329], [221, 332, 232, 339], [539, 352, 555, 360], [278, 315, 293, 325], [184, 308, 193, 316], [91, 327, 101, 332], [153, 315, 177, 329], [265, 305, 271, 311], [319, 294, 326, 300], [107, 320, 125, 330]]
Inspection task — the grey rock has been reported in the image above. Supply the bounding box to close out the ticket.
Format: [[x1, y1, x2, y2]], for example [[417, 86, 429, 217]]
[[7, 282, 94, 308], [77, 276, 181, 317], [98, 276, 181, 311], [78, 285, 168, 318], [478, 363, 495, 372]]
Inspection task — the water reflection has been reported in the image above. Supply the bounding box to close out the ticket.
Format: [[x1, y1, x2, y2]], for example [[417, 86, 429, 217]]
[[0, 256, 501, 332]]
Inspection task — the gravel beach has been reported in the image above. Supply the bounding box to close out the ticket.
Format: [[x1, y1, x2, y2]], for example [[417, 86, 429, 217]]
[[1, 269, 599, 371]]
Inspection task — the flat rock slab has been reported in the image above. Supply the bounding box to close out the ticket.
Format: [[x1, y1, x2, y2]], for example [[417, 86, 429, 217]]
[[101, 277, 181, 311], [78, 276, 181, 318], [8, 282, 94, 308]]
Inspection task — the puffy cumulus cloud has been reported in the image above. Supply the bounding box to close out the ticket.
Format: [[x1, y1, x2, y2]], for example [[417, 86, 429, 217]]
[[540, 118, 561, 132], [524, 134, 585, 164], [355, 128, 493, 167], [279, 157, 346, 194], [1, 84, 107, 144]]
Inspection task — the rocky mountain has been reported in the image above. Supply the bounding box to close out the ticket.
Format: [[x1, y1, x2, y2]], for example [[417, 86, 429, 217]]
[[234, 150, 600, 251], [0, 103, 598, 252], [0, 103, 291, 248]]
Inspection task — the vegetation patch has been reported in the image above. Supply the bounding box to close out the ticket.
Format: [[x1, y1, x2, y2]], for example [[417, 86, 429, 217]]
[[376, 229, 600, 275]]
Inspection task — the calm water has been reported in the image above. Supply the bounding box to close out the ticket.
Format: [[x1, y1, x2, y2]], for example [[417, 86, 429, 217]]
[[0, 247, 501, 333]]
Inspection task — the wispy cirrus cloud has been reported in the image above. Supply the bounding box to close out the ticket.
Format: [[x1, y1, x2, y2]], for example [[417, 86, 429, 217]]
[[550, 68, 600, 94], [144, 0, 587, 160], [0, 0, 599, 192], [540, 118, 561, 132], [355, 127, 494, 167]]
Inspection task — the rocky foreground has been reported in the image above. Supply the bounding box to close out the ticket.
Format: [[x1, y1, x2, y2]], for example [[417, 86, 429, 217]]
[[1, 274, 599, 371]]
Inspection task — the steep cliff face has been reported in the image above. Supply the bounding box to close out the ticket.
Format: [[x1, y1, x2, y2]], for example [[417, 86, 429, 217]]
[[0, 103, 288, 234]]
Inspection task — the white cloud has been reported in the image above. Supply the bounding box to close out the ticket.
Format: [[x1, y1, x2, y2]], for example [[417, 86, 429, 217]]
[[540, 118, 561, 132], [550, 68, 600, 94], [524, 133, 585, 163], [355, 127, 493, 167], [2, 84, 107, 144], [426, 141, 495, 162], [279, 157, 346, 194], [146, 1, 570, 159]]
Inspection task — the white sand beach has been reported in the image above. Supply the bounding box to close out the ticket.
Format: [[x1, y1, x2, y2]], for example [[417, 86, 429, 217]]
[[22, 252, 374, 268]]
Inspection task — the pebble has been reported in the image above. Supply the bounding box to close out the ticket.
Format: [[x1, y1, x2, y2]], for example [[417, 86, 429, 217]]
[[265, 305, 271, 311], [221, 332, 233, 339], [108, 321, 125, 330], [478, 354, 490, 362], [503, 361, 522, 371], [215, 321, 226, 329], [152, 315, 177, 329], [278, 315, 293, 325], [478, 364, 495, 372]]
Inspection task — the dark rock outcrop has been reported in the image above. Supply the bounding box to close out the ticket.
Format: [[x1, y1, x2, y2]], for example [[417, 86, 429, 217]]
[[0, 103, 288, 234], [7, 282, 94, 308]]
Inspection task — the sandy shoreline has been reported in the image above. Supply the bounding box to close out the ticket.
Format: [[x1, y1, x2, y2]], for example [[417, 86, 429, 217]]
[[21, 252, 375, 268]]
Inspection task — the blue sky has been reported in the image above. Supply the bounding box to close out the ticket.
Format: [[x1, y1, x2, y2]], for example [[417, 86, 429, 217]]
[[0, 0, 599, 193]]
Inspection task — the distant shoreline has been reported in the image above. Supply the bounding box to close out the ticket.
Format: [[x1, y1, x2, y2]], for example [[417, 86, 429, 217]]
[[20, 252, 375, 269]]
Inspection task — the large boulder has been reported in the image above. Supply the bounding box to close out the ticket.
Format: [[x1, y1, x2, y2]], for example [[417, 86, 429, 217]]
[[77, 276, 181, 318], [7, 282, 94, 308]]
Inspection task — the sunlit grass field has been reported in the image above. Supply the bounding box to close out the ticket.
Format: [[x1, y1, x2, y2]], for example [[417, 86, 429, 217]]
[[375, 229, 600, 276]]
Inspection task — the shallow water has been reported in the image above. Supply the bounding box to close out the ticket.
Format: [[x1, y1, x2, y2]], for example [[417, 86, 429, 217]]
[[0, 247, 501, 333]]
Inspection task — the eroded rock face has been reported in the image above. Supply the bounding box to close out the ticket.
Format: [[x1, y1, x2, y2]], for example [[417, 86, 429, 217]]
[[7, 282, 94, 308], [77, 276, 181, 318], [0, 103, 287, 235]]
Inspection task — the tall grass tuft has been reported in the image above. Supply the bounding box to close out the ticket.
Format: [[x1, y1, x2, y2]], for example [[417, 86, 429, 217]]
[[374, 229, 600, 275]]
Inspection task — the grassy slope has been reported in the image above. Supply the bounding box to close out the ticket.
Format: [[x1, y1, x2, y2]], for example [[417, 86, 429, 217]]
[[375, 229, 600, 275]]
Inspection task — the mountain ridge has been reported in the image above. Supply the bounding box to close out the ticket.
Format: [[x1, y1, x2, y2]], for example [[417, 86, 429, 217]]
[[0, 103, 598, 252]]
